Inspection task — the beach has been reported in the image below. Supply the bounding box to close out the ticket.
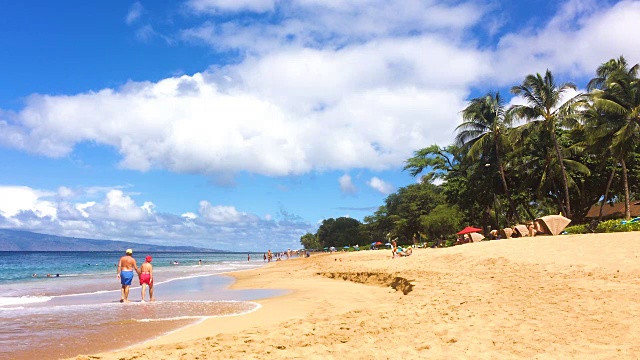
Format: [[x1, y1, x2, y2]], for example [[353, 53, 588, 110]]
[[70, 232, 640, 359]]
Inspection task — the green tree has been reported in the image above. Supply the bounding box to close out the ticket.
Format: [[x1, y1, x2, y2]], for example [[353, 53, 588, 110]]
[[363, 206, 394, 243], [316, 217, 366, 248], [300, 232, 321, 250], [456, 92, 520, 223], [420, 204, 463, 240], [404, 144, 460, 183], [383, 182, 446, 241], [511, 69, 583, 217], [587, 56, 640, 219]]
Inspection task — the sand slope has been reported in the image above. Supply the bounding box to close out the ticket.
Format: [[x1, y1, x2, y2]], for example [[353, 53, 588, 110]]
[[72, 232, 640, 359]]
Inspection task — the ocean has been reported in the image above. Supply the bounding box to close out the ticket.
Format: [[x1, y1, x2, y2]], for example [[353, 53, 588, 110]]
[[0, 251, 284, 360]]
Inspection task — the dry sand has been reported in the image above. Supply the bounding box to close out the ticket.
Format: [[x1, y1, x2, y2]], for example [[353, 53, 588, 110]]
[[71, 232, 640, 359]]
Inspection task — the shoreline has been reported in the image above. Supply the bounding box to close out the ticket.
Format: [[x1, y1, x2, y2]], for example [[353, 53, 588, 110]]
[[117, 254, 384, 348], [71, 233, 640, 359], [3, 263, 278, 360]]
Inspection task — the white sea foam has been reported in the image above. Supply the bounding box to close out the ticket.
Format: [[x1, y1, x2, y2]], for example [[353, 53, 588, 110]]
[[0, 295, 51, 307]]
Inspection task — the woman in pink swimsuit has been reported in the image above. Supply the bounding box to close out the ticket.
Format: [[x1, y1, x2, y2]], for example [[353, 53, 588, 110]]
[[139, 256, 154, 302]]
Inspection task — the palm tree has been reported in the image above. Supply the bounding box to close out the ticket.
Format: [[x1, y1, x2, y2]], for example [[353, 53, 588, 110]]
[[587, 56, 640, 219], [587, 56, 632, 91], [510, 70, 582, 218], [455, 92, 520, 223], [581, 104, 618, 220]]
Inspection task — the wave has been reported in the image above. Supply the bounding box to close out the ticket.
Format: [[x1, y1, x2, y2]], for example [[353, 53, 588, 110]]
[[135, 301, 261, 322], [0, 295, 51, 307]]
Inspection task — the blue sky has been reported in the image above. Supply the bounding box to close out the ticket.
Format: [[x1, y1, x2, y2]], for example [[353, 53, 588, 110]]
[[0, 0, 639, 251]]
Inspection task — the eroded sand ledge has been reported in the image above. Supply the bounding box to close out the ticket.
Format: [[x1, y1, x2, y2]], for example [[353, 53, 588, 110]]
[[72, 232, 640, 359]]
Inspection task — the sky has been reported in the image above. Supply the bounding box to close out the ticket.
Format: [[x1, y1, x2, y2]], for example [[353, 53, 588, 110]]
[[0, 0, 639, 251]]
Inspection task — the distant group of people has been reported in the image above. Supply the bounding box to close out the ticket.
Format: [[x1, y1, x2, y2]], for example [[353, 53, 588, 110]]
[[117, 249, 154, 303], [32, 273, 60, 278], [264, 248, 300, 263]]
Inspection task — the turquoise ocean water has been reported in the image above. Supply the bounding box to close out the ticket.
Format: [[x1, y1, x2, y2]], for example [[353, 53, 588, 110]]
[[0, 251, 283, 359]]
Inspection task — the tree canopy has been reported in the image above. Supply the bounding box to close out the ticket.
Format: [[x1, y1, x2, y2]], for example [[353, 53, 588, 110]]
[[301, 56, 640, 248]]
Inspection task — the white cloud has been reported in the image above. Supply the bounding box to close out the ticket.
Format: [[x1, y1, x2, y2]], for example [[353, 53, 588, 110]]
[[0, 185, 313, 251], [0, 36, 480, 177], [0, 186, 57, 218], [75, 202, 95, 218], [338, 174, 356, 194], [367, 176, 394, 195], [6, 1, 636, 184], [182, 212, 197, 220], [198, 201, 254, 223], [491, 0, 640, 85], [2, 2, 638, 182], [431, 178, 444, 186], [182, 0, 485, 52], [187, 0, 277, 13], [81, 190, 153, 222], [57, 186, 75, 199], [126, 2, 144, 25]]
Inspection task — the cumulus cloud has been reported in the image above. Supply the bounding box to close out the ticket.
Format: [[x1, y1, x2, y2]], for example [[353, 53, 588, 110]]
[[0, 186, 57, 218], [339, 174, 357, 195], [2, 1, 636, 184], [198, 201, 253, 223], [491, 0, 640, 85], [0, 185, 312, 251], [0, 42, 474, 177], [182, 212, 198, 220], [367, 177, 394, 195]]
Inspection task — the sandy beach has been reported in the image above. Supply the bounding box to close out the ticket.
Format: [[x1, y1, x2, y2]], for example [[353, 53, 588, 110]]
[[70, 232, 640, 359]]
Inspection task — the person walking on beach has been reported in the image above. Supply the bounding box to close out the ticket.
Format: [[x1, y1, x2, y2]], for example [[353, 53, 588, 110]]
[[117, 249, 140, 303], [139, 255, 154, 302]]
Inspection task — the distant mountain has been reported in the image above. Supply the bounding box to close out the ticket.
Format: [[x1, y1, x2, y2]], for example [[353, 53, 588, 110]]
[[0, 229, 221, 252]]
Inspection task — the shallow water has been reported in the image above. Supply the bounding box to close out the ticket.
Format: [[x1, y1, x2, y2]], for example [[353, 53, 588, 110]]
[[0, 252, 287, 359]]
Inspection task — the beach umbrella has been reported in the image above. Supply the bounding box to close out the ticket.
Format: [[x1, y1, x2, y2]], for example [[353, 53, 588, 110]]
[[374, 241, 383, 245], [371, 242, 376, 246], [469, 232, 485, 242], [536, 215, 571, 236], [385, 242, 392, 246], [343, 246, 350, 249], [457, 226, 483, 235]]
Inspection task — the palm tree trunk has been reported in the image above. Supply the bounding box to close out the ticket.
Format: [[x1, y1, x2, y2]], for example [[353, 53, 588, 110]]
[[496, 145, 520, 223], [598, 168, 616, 220], [523, 203, 536, 221], [550, 177, 568, 216], [550, 129, 572, 217], [482, 205, 490, 235], [621, 157, 631, 220]]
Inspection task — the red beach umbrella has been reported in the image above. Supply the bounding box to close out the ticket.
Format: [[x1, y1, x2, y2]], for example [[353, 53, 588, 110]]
[[374, 241, 383, 245], [457, 226, 483, 235]]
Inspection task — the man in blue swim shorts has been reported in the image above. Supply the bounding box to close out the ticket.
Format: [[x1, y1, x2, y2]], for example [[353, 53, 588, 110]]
[[117, 249, 140, 303]]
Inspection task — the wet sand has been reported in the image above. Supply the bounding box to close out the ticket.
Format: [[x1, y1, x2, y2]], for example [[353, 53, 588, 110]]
[[6, 275, 281, 360], [70, 232, 640, 359]]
